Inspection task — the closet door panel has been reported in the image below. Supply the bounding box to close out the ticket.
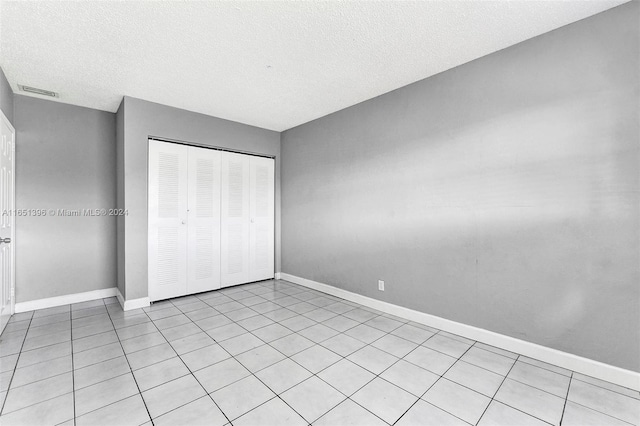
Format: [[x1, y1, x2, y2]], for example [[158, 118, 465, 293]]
[[249, 156, 275, 282], [187, 147, 221, 294], [221, 152, 250, 287], [148, 140, 188, 301]]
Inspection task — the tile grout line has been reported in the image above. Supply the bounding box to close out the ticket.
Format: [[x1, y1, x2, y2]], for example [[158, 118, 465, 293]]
[[124, 284, 640, 424], [569, 377, 640, 401], [143, 298, 234, 426], [329, 326, 456, 423], [0, 316, 84, 421], [559, 372, 574, 425], [328, 348, 420, 424], [191, 283, 352, 424], [272, 282, 637, 410], [421, 341, 577, 403], [250, 305, 416, 424], [71, 304, 78, 426], [556, 375, 639, 426], [334, 316, 595, 426], [14, 301, 585, 426], [390, 338, 477, 426], [104, 301, 155, 425], [515, 356, 572, 377], [10, 312, 113, 357], [561, 399, 637, 426], [162, 286, 328, 423], [473, 354, 569, 426], [0, 312, 34, 416], [474, 351, 521, 425], [0, 288, 539, 424], [182, 285, 338, 424], [4, 282, 636, 426], [240, 285, 438, 424], [21, 308, 146, 424], [105, 294, 305, 379], [333, 324, 568, 426], [142, 302, 237, 421]]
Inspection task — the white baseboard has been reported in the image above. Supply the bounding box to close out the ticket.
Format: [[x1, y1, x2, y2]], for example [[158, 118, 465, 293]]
[[15, 288, 118, 313], [280, 273, 640, 392], [116, 288, 125, 309], [275, 272, 282, 280], [116, 288, 150, 311]]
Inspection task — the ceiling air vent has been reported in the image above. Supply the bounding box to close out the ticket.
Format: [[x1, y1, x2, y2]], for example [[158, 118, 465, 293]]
[[18, 85, 58, 98]]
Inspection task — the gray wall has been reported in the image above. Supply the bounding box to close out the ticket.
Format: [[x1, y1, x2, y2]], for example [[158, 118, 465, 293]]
[[281, 3, 639, 371], [14, 95, 117, 302], [0, 67, 13, 124], [121, 96, 281, 300]]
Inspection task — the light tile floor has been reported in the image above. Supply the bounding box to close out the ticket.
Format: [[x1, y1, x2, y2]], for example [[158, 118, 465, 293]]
[[0, 279, 638, 426]]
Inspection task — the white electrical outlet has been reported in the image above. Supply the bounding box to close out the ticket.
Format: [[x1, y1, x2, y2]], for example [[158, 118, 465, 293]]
[[378, 280, 385, 291]]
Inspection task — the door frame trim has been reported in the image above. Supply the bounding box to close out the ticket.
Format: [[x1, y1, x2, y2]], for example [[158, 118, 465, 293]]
[[149, 136, 275, 159], [0, 109, 15, 319]]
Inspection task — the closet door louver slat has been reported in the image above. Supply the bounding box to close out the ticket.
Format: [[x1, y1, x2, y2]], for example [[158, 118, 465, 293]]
[[148, 141, 189, 301], [187, 148, 221, 294], [221, 152, 250, 287], [149, 140, 274, 301], [249, 156, 275, 282]]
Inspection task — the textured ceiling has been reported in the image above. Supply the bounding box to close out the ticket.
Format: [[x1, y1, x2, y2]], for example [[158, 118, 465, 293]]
[[0, 1, 628, 131]]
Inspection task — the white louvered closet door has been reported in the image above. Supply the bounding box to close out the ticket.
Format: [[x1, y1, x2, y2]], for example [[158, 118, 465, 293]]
[[148, 140, 189, 301], [187, 147, 221, 294], [249, 156, 275, 282], [221, 151, 250, 287]]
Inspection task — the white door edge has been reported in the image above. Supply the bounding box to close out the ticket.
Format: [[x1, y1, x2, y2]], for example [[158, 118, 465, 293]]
[[0, 109, 15, 320]]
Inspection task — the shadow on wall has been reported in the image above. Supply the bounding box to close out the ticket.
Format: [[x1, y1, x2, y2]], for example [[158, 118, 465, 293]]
[[281, 1, 639, 370]]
